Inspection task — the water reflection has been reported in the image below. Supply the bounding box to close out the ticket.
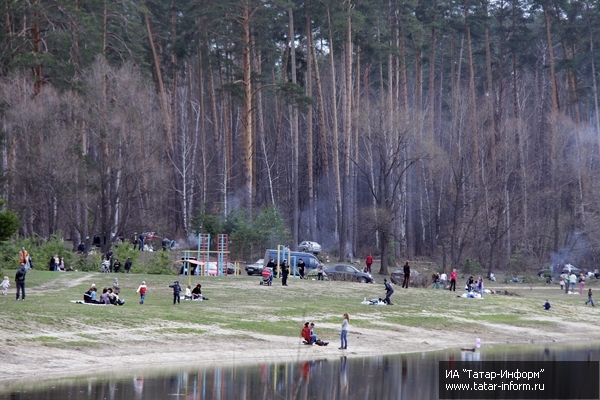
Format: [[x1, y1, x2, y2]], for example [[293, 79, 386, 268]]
[[2, 344, 600, 400]]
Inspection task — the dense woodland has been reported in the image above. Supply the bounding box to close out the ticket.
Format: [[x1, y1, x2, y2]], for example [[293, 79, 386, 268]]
[[1, 0, 600, 274]]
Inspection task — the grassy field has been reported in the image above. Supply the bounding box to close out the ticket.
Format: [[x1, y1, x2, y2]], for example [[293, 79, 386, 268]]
[[1, 268, 597, 342]]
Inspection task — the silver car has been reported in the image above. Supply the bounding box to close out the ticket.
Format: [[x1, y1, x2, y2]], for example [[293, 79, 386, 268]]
[[298, 241, 322, 254]]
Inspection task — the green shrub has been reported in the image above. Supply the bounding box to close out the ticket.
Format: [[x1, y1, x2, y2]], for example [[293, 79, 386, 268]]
[[74, 253, 103, 272], [145, 252, 175, 275], [30, 233, 75, 271]]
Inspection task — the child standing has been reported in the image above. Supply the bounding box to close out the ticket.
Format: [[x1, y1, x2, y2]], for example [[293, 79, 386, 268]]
[[586, 288, 595, 307], [136, 281, 147, 304], [169, 280, 181, 304], [1, 276, 10, 295]]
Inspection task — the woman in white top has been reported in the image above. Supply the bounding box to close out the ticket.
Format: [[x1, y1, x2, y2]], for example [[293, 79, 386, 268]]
[[340, 313, 349, 350]]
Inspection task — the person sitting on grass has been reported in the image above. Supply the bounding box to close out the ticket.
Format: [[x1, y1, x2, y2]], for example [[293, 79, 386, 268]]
[[107, 288, 125, 305], [184, 285, 193, 300], [543, 300, 551, 310], [100, 287, 111, 304], [83, 286, 103, 304], [191, 283, 208, 300]]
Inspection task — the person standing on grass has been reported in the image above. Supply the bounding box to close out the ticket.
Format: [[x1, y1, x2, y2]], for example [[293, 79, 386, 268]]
[[383, 278, 394, 305], [402, 260, 411, 289], [297, 258, 306, 279], [15, 263, 27, 301], [281, 260, 289, 286], [339, 313, 349, 350], [586, 288, 595, 307], [169, 280, 181, 304], [365, 254, 373, 273], [136, 281, 147, 304], [124, 257, 132, 273], [450, 269, 457, 291], [569, 272, 577, 292], [317, 261, 324, 281], [579, 273, 585, 295]]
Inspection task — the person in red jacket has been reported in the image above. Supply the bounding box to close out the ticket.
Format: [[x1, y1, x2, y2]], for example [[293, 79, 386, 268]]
[[365, 254, 373, 273], [301, 322, 311, 344]]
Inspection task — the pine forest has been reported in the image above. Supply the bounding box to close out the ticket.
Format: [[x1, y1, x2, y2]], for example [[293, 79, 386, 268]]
[[2, 0, 600, 274]]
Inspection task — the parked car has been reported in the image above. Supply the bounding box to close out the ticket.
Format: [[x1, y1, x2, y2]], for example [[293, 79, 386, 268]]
[[561, 265, 581, 276], [324, 264, 373, 283], [245, 259, 264, 276], [298, 241, 322, 254]]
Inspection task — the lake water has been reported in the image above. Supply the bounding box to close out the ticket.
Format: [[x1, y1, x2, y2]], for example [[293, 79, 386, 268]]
[[2, 344, 599, 400]]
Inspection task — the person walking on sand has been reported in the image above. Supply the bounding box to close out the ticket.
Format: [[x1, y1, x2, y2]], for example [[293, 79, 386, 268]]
[[15, 263, 27, 300], [383, 278, 394, 305], [586, 288, 595, 307], [402, 260, 411, 289], [365, 254, 373, 273], [339, 313, 349, 350], [136, 281, 147, 304], [169, 280, 181, 304]]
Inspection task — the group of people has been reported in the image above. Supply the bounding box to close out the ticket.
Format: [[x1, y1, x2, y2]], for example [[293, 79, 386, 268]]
[[101, 249, 132, 274], [168, 281, 208, 304], [300, 313, 350, 350], [261, 257, 326, 286], [559, 272, 587, 295], [83, 280, 124, 305]]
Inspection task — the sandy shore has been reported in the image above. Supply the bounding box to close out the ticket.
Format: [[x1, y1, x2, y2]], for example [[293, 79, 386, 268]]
[[3, 307, 600, 389]]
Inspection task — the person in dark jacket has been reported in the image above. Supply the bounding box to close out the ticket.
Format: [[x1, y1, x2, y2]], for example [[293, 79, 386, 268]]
[[48, 255, 57, 272], [169, 280, 181, 304], [113, 259, 122, 273], [383, 278, 394, 305], [124, 257, 132, 273], [297, 258, 306, 279], [266, 258, 277, 278], [281, 260, 289, 286], [402, 261, 410, 288], [15, 264, 27, 300]]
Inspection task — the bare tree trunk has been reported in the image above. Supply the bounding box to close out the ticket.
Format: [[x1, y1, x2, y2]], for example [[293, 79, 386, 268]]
[[342, 10, 353, 259], [326, 7, 343, 260], [306, 4, 316, 239], [288, 7, 299, 247], [464, 0, 478, 180], [309, 25, 329, 183], [145, 12, 174, 156], [241, 1, 254, 215], [588, 6, 600, 139], [542, 3, 559, 251]]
